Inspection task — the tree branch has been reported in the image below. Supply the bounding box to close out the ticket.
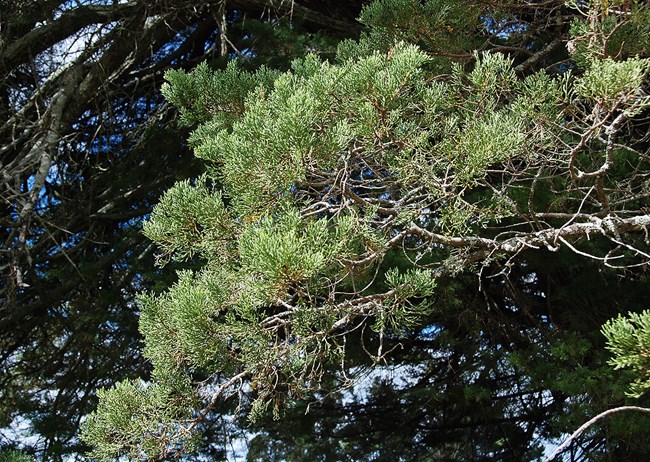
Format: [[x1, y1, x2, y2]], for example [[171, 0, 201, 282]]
[[544, 406, 650, 462]]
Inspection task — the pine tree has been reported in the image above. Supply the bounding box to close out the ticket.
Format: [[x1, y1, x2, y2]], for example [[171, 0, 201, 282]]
[[82, 1, 650, 459]]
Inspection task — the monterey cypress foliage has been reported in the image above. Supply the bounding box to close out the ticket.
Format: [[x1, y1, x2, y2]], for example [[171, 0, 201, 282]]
[[82, 1, 650, 460]]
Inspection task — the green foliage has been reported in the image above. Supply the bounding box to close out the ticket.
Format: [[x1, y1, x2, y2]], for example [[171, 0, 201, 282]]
[[80, 377, 197, 461], [142, 176, 234, 264], [575, 57, 649, 108], [378, 268, 436, 332], [337, 0, 481, 65], [238, 208, 360, 296], [568, 1, 650, 65], [512, 70, 569, 123], [0, 2, 364, 460], [603, 310, 650, 397], [162, 62, 280, 129], [139, 269, 234, 372], [82, 0, 650, 459], [0, 450, 32, 462]]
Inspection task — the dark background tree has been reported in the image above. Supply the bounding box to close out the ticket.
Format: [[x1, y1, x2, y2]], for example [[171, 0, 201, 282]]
[[0, 1, 362, 459]]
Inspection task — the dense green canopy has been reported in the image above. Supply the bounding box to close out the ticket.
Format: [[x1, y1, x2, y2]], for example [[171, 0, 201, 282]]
[[2, 0, 650, 461], [78, 1, 650, 461]]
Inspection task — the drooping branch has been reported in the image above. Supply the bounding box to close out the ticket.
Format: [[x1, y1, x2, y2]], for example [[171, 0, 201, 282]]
[[544, 406, 650, 462]]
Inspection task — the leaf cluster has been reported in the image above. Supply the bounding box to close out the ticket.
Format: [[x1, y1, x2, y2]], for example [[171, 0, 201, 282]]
[[603, 310, 650, 398]]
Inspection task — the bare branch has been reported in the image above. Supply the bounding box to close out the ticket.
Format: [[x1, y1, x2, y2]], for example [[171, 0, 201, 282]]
[[544, 406, 650, 462]]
